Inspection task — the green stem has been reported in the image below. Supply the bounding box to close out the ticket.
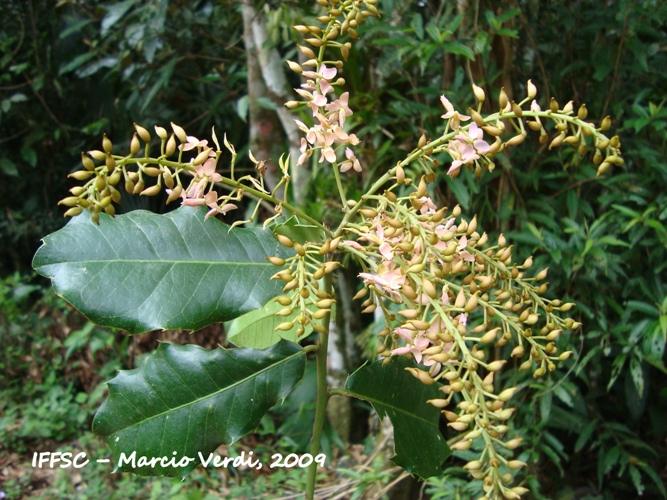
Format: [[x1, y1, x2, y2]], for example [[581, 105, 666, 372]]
[[305, 272, 333, 499], [116, 156, 329, 234], [332, 161, 348, 208], [331, 108, 612, 240]]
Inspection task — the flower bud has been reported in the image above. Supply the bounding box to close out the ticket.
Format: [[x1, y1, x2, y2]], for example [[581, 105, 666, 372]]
[[600, 115, 611, 131], [140, 184, 161, 196], [498, 387, 518, 402], [284, 60, 302, 75], [472, 83, 485, 103], [451, 439, 471, 450], [166, 185, 182, 204], [275, 295, 292, 306], [418, 132, 427, 149], [422, 279, 437, 299], [463, 460, 482, 471], [171, 122, 187, 143], [460, 111, 482, 133], [69, 170, 93, 181], [81, 153, 95, 171], [597, 161, 612, 176], [193, 148, 212, 166], [166, 134, 177, 156], [480, 329, 498, 344], [267, 256, 286, 266], [507, 460, 527, 470], [133, 123, 151, 143], [102, 133, 113, 153], [464, 293, 478, 312], [130, 134, 141, 156], [297, 44, 316, 59], [155, 126, 168, 140], [527, 80, 537, 99], [558, 351, 573, 361], [275, 234, 293, 248], [64, 206, 83, 217], [499, 87, 508, 109], [487, 360, 506, 372], [405, 367, 435, 385], [275, 321, 294, 332]]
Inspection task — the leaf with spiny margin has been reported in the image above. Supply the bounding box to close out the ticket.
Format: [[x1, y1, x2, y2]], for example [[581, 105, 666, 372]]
[[344, 357, 450, 479], [93, 339, 306, 477], [32, 206, 293, 334]]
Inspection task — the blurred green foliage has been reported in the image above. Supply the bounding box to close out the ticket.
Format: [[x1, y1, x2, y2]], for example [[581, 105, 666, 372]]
[[1, 0, 665, 497]]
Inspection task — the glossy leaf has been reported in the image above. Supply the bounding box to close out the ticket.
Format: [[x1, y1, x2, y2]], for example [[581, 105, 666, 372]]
[[345, 357, 450, 479], [93, 339, 306, 477], [33, 206, 292, 334]]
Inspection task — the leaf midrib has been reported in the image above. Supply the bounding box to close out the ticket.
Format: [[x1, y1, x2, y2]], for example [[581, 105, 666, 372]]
[[42, 259, 273, 266], [109, 346, 305, 435], [345, 386, 438, 427]]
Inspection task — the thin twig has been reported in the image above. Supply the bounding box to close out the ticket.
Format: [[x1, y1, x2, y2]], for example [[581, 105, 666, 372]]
[[601, 14, 629, 119]]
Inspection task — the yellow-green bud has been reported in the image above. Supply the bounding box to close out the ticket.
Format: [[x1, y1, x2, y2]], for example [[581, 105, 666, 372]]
[[155, 126, 168, 140], [140, 184, 161, 196], [266, 256, 286, 266], [130, 134, 141, 156], [69, 170, 93, 181], [81, 153, 95, 171], [133, 123, 151, 143], [102, 134, 113, 154], [171, 122, 187, 143], [275, 321, 294, 332], [166, 134, 176, 156], [64, 206, 83, 217], [193, 148, 211, 166]]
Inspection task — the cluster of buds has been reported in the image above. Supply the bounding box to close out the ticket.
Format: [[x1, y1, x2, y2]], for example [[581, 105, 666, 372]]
[[59, 122, 287, 226], [285, 0, 380, 174], [428, 81, 622, 180], [336, 168, 579, 497], [267, 235, 342, 337]]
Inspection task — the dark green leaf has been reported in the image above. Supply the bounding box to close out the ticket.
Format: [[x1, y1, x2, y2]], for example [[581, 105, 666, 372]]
[[344, 357, 450, 479], [575, 420, 598, 453], [59, 52, 97, 75], [93, 340, 306, 477], [101, 0, 136, 33], [33, 206, 293, 334]]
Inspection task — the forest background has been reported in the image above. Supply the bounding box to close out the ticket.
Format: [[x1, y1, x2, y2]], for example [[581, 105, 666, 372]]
[[0, 0, 666, 498]]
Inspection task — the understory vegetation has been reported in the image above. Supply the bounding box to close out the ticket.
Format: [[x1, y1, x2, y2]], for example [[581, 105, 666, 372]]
[[1, 0, 666, 498]]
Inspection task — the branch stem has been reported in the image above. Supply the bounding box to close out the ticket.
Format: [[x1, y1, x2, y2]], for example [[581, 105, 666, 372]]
[[305, 272, 333, 499]]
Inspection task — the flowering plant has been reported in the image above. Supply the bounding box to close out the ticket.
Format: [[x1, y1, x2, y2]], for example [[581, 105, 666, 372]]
[[33, 1, 622, 498]]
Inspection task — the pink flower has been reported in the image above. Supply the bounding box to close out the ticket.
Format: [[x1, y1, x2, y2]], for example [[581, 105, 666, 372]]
[[180, 136, 208, 152], [419, 196, 437, 215], [458, 123, 490, 154], [326, 92, 353, 126], [339, 147, 362, 173], [440, 95, 470, 130], [297, 138, 312, 166], [342, 240, 364, 251], [446, 123, 490, 176], [359, 265, 406, 300], [203, 191, 237, 219]]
